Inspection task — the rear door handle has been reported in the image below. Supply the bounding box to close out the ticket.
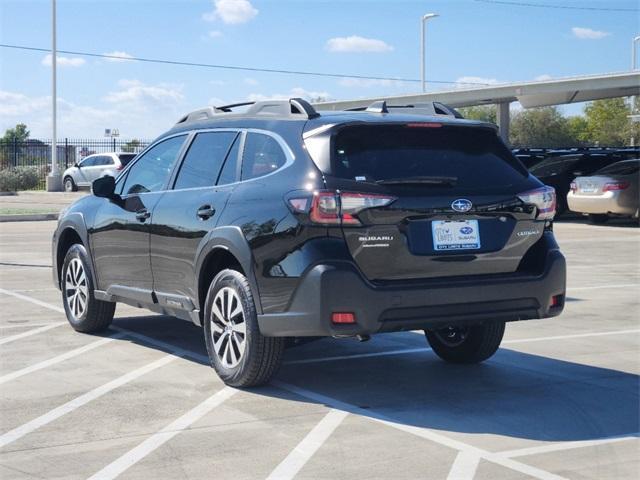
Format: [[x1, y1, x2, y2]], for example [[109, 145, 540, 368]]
[[135, 209, 151, 222], [197, 205, 216, 220]]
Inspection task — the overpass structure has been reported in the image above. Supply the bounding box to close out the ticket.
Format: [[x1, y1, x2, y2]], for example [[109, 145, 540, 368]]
[[314, 71, 640, 142]]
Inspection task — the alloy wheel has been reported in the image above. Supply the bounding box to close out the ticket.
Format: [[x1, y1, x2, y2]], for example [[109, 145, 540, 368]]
[[210, 287, 247, 368], [65, 258, 88, 319]]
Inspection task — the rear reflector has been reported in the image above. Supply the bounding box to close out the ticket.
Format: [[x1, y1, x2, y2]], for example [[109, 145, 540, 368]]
[[549, 294, 563, 308], [331, 312, 356, 324]]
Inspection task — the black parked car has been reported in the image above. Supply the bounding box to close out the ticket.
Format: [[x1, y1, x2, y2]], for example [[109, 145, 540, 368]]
[[52, 98, 566, 387], [529, 149, 635, 215]]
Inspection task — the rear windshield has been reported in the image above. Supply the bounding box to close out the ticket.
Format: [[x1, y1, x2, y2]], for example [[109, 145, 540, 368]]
[[331, 125, 528, 191], [117, 153, 137, 166], [594, 160, 639, 176]]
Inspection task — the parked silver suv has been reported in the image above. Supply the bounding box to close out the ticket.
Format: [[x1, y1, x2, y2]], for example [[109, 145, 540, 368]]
[[62, 152, 136, 192]]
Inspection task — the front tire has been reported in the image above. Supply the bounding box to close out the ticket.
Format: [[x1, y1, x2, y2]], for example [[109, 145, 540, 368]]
[[425, 322, 505, 364], [61, 244, 115, 332], [203, 269, 285, 387], [63, 176, 77, 192]]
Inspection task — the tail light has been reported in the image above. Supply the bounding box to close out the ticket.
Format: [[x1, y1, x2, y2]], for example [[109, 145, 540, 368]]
[[287, 191, 396, 226], [569, 182, 577, 193], [115, 164, 124, 171], [603, 181, 629, 192], [517, 185, 556, 220]]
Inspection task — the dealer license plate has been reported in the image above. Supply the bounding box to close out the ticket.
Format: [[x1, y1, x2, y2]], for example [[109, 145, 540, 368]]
[[432, 220, 481, 251]]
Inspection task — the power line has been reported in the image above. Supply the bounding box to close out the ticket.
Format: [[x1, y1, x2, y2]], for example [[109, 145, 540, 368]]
[[474, 0, 638, 12], [0, 43, 491, 86]]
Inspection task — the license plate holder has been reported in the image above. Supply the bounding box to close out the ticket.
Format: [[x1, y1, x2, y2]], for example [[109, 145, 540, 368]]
[[431, 220, 481, 251]]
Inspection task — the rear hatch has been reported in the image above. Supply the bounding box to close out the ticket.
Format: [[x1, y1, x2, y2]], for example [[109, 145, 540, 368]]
[[305, 122, 554, 282]]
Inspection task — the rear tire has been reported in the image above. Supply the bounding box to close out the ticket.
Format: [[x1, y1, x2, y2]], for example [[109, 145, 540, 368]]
[[425, 322, 505, 364], [588, 214, 609, 224], [61, 244, 115, 333], [63, 176, 77, 192], [203, 269, 285, 387]]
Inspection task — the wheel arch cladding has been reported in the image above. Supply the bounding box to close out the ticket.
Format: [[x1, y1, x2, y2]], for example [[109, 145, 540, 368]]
[[56, 220, 89, 287], [196, 226, 262, 319]]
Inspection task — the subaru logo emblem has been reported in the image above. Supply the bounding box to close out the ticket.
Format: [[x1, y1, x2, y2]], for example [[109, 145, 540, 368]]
[[451, 199, 472, 212]]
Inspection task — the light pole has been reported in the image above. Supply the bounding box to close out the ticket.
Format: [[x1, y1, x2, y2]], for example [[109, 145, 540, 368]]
[[46, 0, 61, 191], [632, 35, 640, 71], [421, 13, 439, 93]]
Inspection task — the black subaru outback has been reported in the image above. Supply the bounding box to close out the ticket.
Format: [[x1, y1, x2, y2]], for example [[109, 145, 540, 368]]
[[52, 98, 566, 387]]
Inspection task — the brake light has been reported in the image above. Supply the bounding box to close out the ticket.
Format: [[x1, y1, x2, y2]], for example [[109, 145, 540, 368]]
[[116, 164, 124, 171], [602, 181, 629, 192], [569, 182, 577, 193], [517, 185, 556, 220], [288, 191, 396, 226]]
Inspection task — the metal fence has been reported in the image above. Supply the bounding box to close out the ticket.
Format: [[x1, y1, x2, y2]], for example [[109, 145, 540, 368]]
[[0, 138, 151, 189]]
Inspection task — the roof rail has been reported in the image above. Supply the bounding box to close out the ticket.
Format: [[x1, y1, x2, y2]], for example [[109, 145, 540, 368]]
[[346, 100, 464, 119], [175, 97, 319, 125]]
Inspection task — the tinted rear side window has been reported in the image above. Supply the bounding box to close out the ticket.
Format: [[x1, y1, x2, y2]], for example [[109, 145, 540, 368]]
[[332, 125, 527, 191], [174, 132, 237, 190], [117, 153, 136, 166]]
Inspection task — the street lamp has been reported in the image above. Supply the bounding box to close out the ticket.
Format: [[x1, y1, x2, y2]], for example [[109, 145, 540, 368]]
[[632, 35, 640, 71], [421, 13, 439, 93], [46, 0, 61, 191]]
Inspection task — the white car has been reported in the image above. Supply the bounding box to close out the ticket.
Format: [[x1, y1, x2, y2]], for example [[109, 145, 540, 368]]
[[62, 152, 137, 192]]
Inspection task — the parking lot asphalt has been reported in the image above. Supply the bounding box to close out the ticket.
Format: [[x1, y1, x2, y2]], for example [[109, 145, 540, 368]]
[[0, 219, 638, 480]]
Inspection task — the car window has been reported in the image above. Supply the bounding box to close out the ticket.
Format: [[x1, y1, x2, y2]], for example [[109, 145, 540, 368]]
[[96, 155, 115, 166], [80, 156, 98, 167], [121, 135, 186, 195], [117, 153, 136, 166], [241, 133, 287, 181], [217, 135, 241, 185], [529, 156, 580, 177], [174, 132, 237, 190], [595, 160, 640, 176], [331, 125, 527, 192]]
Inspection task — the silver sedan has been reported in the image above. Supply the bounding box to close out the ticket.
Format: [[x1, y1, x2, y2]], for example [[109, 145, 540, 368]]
[[567, 159, 639, 224]]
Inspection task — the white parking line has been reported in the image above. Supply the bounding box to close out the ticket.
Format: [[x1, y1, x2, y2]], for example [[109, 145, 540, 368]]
[[273, 381, 566, 480], [285, 329, 640, 365], [0, 322, 66, 346], [0, 322, 64, 330], [447, 451, 481, 480], [87, 387, 237, 480], [266, 409, 349, 480], [0, 288, 65, 314], [0, 332, 126, 385], [0, 353, 182, 448], [499, 434, 640, 458], [568, 284, 640, 291]]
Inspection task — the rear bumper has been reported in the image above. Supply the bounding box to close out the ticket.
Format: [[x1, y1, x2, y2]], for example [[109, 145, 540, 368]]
[[257, 234, 566, 337], [567, 191, 637, 216]]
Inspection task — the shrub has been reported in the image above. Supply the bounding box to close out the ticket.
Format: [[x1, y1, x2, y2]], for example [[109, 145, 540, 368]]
[[0, 166, 40, 192]]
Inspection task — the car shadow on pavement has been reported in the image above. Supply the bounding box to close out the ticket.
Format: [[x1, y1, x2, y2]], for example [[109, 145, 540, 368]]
[[110, 314, 639, 444]]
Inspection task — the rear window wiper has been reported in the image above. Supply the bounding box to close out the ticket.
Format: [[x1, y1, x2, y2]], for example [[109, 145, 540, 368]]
[[375, 176, 458, 186]]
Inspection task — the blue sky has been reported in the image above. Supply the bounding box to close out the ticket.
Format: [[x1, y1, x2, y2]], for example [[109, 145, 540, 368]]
[[1, 0, 638, 138]]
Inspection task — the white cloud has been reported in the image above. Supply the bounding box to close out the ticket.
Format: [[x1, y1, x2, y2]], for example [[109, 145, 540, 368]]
[[243, 77, 259, 86], [41, 54, 85, 67], [534, 74, 553, 81], [247, 87, 331, 102], [571, 27, 610, 40], [1, 81, 188, 138], [454, 76, 499, 88], [103, 79, 184, 104], [326, 35, 393, 53], [203, 0, 258, 24], [207, 30, 223, 38], [338, 78, 407, 88], [103, 51, 134, 62]]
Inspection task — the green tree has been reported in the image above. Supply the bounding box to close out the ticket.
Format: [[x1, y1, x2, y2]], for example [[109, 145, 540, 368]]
[[565, 116, 589, 146], [458, 105, 497, 124], [2, 123, 30, 143], [582, 98, 638, 146], [122, 139, 141, 153], [509, 107, 575, 148]]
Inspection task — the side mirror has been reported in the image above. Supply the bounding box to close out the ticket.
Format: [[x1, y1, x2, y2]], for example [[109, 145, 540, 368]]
[[74, 162, 80, 168], [92, 175, 117, 199]]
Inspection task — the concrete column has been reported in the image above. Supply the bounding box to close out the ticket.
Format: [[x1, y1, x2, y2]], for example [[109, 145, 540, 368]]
[[496, 101, 510, 145]]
